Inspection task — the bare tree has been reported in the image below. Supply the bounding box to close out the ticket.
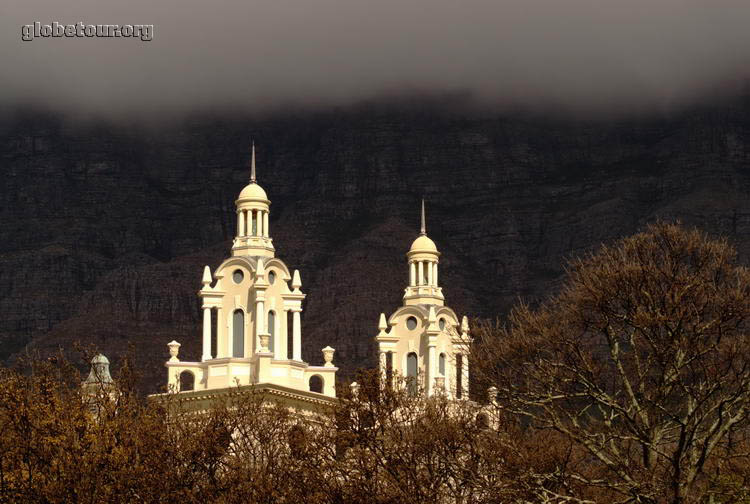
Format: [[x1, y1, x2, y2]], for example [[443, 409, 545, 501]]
[[474, 222, 750, 503]]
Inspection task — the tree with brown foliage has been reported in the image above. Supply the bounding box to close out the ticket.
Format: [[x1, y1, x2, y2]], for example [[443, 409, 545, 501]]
[[0, 357, 554, 504], [474, 222, 750, 504]]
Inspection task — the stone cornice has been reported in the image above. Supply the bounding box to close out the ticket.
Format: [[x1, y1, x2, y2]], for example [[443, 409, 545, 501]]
[[149, 382, 336, 407]]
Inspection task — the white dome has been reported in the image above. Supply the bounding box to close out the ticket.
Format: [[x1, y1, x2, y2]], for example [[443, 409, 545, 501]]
[[238, 182, 268, 201], [409, 235, 438, 253]]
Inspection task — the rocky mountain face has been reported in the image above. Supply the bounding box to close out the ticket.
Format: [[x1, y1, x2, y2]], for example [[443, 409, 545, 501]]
[[2, 98, 750, 393]]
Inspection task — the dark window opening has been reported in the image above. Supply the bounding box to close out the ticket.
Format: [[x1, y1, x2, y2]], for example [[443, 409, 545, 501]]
[[309, 375, 324, 393], [406, 352, 418, 397], [179, 371, 195, 391], [233, 310, 244, 357]]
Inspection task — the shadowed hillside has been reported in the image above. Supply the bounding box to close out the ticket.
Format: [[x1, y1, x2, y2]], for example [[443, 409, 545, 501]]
[[2, 97, 750, 392]]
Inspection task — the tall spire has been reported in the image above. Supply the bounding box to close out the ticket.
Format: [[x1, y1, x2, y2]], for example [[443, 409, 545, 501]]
[[420, 198, 426, 236], [250, 142, 256, 183]]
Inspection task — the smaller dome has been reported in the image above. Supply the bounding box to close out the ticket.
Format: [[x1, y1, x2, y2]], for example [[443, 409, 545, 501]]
[[91, 354, 109, 365], [84, 353, 113, 384], [409, 235, 438, 253], [238, 182, 268, 201]]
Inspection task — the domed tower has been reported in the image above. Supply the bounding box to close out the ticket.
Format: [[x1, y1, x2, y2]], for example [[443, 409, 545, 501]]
[[375, 201, 471, 399], [162, 144, 338, 399], [404, 199, 444, 306], [232, 144, 274, 258]]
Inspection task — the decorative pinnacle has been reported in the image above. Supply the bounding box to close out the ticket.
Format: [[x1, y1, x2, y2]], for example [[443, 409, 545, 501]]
[[292, 269, 302, 292], [250, 142, 256, 183], [420, 198, 426, 236], [378, 313, 388, 331], [201, 265, 212, 286], [461, 315, 470, 334]]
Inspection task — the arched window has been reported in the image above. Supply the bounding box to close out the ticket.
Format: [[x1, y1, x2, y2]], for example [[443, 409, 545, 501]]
[[456, 353, 463, 399], [439, 353, 446, 376], [267, 310, 276, 354], [406, 352, 418, 397], [179, 371, 194, 392], [233, 310, 244, 357], [309, 375, 324, 393]]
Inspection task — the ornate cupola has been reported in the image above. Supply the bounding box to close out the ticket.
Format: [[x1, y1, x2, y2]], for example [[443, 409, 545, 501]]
[[374, 199, 470, 399], [232, 143, 275, 258], [404, 200, 444, 306], [159, 142, 338, 400]]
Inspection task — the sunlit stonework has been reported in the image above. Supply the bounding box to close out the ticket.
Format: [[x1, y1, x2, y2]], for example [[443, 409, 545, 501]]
[[157, 144, 338, 405], [375, 199, 471, 399], [152, 144, 470, 408]]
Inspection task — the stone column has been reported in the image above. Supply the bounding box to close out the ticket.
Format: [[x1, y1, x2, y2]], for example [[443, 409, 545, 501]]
[[263, 211, 269, 238], [433, 262, 438, 287], [379, 350, 386, 375], [292, 308, 302, 360], [427, 260, 434, 286], [239, 211, 245, 237], [258, 210, 264, 237], [417, 261, 424, 286], [409, 262, 416, 286], [202, 307, 212, 361]]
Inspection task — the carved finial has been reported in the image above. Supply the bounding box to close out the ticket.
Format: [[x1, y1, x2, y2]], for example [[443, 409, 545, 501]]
[[292, 269, 302, 292], [461, 315, 470, 334], [201, 266, 212, 286], [256, 258, 265, 279], [378, 313, 388, 332], [250, 142, 256, 183], [167, 341, 181, 362], [420, 198, 426, 236], [427, 306, 440, 332], [322, 346, 335, 367], [488, 385, 498, 405]]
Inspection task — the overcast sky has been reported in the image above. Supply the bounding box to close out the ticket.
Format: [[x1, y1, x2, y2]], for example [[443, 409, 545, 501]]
[[2, 0, 749, 119]]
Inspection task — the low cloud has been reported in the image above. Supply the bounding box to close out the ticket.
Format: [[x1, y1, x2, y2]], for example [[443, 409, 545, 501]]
[[2, 0, 750, 118]]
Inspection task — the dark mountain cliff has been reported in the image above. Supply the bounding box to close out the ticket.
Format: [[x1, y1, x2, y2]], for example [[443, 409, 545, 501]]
[[2, 98, 750, 392]]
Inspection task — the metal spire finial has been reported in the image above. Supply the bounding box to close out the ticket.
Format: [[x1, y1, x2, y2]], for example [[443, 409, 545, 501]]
[[250, 142, 256, 183], [420, 198, 426, 236]]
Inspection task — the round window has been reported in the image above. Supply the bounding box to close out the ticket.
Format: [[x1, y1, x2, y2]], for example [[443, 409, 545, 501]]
[[232, 269, 244, 284], [406, 316, 418, 330], [268, 270, 276, 284], [439, 318, 446, 331]]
